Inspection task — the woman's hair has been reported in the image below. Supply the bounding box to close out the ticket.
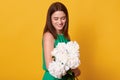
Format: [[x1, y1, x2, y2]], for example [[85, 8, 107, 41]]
[[43, 2, 70, 40]]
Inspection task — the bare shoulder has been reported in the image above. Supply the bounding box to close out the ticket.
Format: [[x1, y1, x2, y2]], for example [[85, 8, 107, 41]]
[[43, 32, 54, 41]]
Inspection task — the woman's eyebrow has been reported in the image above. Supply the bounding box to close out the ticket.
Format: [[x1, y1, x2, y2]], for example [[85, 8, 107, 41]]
[[53, 16, 66, 18], [53, 17, 58, 18]]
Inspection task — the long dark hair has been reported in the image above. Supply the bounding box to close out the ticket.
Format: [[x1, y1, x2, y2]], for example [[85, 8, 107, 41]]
[[43, 2, 70, 40]]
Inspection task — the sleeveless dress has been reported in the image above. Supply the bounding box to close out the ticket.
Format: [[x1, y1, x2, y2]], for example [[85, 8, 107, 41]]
[[42, 34, 69, 80]]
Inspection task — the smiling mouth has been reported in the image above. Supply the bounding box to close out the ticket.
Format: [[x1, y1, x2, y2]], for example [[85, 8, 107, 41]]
[[57, 26, 63, 28], [58, 24, 64, 27]]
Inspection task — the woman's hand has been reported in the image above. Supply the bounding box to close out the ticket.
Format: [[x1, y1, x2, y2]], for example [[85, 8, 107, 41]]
[[71, 68, 80, 77]]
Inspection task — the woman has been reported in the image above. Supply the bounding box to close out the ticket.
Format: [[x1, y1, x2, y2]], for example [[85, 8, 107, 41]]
[[42, 2, 80, 80]]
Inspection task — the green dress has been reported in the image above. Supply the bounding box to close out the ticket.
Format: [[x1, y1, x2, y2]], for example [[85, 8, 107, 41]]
[[42, 34, 69, 80]]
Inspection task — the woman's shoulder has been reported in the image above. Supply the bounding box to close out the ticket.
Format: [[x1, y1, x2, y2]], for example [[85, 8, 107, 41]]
[[43, 32, 54, 40]]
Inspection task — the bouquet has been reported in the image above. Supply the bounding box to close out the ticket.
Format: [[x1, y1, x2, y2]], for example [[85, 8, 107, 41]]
[[48, 41, 80, 80]]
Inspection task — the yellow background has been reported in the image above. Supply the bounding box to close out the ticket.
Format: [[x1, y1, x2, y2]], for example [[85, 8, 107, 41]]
[[0, 0, 120, 80]]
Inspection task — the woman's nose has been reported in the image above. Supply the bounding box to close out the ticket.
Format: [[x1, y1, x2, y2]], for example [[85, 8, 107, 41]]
[[58, 19, 62, 24]]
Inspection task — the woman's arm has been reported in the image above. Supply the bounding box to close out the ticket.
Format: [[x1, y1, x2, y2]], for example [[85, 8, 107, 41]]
[[43, 32, 54, 69], [72, 68, 80, 77]]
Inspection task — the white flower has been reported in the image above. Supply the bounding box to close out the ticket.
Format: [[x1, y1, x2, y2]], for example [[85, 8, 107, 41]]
[[66, 41, 80, 56], [48, 41, 80, 79], [48, 61, 66, 79], [67, 55, 80, 69]]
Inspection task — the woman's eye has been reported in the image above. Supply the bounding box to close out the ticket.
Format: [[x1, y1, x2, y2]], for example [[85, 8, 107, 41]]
[[54, 18, 58, 20], [62, 17, 66, 20]]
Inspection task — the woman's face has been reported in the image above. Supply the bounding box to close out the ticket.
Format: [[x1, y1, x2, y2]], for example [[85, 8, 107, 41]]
[[51, 11, 66, 33]]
